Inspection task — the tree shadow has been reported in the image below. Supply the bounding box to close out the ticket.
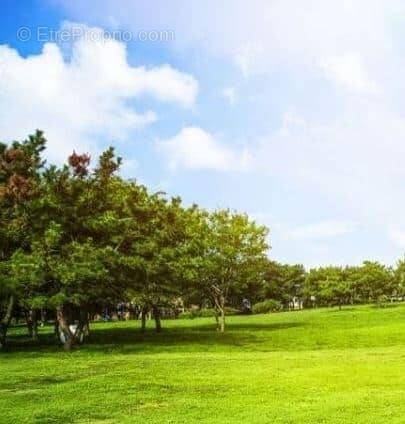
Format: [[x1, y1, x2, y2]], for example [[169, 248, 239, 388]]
[[323, 307, 359, 313], [2, 320, 304, 355], [0, 375, 73, 392], [184, 321, 304, 332], [370, 303, 404, 309]]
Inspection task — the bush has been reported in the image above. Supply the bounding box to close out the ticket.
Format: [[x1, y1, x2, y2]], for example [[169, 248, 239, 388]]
[[375, 295, 389, 308], [252, 299, 282, 314], [179, 307, 241, 319], [179, 308, 214, 319], [225, 307, 241, 316]]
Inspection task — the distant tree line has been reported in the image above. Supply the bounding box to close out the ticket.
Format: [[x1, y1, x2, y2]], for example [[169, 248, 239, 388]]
[[1, 132, 404, 351], [254, 260, 405, 312]]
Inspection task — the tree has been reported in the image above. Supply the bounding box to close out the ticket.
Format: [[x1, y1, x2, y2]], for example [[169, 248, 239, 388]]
[[304, 266, 352, 309], [352, 261, 394, 305], [0, 130, 46, 348], [393, 258, 405, 299], [263, 261, 306, 309], [318, 267, 350, 310], [123, 193, 195, 332], [193, 210, 269, 332], [0, 261, 15, 348], [0, 131, 271, 347], [17, 145, 129, 350]]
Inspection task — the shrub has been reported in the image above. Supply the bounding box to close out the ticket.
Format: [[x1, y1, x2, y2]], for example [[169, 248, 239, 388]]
[[225, 307, 241, 316], [375, 295, 389, 308], [179, 307, 241, 319], [252, 299, 282, 314], [179, 309, 214, 319]]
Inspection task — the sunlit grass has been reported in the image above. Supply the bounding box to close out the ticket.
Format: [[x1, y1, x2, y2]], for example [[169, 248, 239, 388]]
[[2, 304, 405, 423]]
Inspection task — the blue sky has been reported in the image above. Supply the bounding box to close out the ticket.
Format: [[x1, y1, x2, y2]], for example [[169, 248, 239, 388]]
[[1, 0, 405, 267]]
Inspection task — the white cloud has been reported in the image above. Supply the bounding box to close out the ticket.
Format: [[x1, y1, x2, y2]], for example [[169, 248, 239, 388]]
[[248, 101, 405, 245], [0, 22, 198, 163], [233, 42, 265, 76], [285, 220, 356, 240], [156, 126, 251, 171], [222, 87, 237, 105], [53, 1, 405, 265], [320, 53, 380, 95], [279, 111, 307, 136], [57, 0, 402, 77], [389, 227, 405, 249]]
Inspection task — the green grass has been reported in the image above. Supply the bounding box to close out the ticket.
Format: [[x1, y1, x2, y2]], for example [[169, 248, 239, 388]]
[[2, 304, 405, 423]]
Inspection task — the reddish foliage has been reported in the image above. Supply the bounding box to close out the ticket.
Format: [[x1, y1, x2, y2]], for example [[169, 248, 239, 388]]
[[6, 173, 31, 201], [68, 151, 91, 177]]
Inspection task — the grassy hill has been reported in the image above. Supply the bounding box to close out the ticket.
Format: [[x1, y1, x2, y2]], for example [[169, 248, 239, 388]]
[[2, 304, 405, 423]]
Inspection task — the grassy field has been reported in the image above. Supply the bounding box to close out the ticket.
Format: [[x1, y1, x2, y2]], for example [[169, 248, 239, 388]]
[[1, 304, 405, 423]]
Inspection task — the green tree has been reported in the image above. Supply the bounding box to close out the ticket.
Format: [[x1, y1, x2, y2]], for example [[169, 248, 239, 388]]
[[353, 261, 394, 305], [22, 146, 129, 349], [304, 266, 353, 309], [0, 130, 46, 348], [263, 261, 306, 309], [393, 258, 405, 299], [124, 193, 196, 332], [193, 210, 269, 332]]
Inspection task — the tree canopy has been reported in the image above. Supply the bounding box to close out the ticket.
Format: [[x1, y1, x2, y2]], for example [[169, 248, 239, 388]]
[[1, 131, 404, 350]]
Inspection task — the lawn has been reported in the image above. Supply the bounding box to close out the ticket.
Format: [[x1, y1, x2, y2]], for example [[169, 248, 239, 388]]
[[1, 304, 405, 423]]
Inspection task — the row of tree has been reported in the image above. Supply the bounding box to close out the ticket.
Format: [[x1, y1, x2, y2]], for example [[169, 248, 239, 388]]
[[255, 260, 405, 310], [0, 132, 268, 350], [1, 132, 404, 351]]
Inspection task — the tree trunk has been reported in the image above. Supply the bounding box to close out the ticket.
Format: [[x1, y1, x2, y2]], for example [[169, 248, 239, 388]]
[[56, 306, 73, 351], [0, 323, 8, 350], [25, 310, 33, 338], [214, 310, 220, 331], [83, 320, 90, 337], [40, 309, 46, 327], [31, 311, 39, 341], [140, 306, 148, 332], [54, 319, 59, 339], [214, 294, 226, 332], [153, 306, 162, 333], [25, 309, 39, 341], [56, 306, 84, 351], [64, 333, 75, 351], [0, 295, 15, 349], [219, 306, 225, 332], [79, 308, 90, 337]]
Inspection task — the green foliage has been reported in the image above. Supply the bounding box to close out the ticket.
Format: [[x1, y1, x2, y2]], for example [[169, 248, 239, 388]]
[[189, 210, 269, 331], [0, 131, 273, 346], [304, 266, 350, 307], [179, 308, 215, 319], [303, 262, 396, 308], [0, 131, 47, 343], [179, 307, 241, 319], [349, 261, 394, 304], [252, 299, 282, 314], [1, 130, 404, 349], [263, 261, 305, 306]]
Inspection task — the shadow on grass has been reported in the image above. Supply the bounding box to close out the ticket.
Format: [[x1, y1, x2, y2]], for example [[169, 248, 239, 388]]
[[370, 303, 404, 309], [2, 320, 304, 355], [0, 375, 72, 392], [323, 307, 359, 313], [321, 303, 405, 312], [179, 321, 303, 332]]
